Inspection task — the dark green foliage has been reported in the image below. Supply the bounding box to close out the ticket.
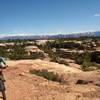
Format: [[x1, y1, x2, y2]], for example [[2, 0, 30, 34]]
[[29, 52, 45, 59], [81, 51, 92, 70], [9, 46, 44, 60], [74, 51, 92, 70], [0, 40, 45, 60], [48, 49, 69, 65], [9, 44, 27, 60], [73, 51, 100, 71], [0, 46, 9, 57], [38, 41, 53, 53], [57, 59, 69, 66], [74, 51, 91, 64], [81, 61, 91, 71], [38, 42, 59, 62], [30, 69, 65, 83], [75, 56, 83, 65]]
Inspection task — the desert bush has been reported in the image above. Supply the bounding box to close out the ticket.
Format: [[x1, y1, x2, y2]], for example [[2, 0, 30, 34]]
[[48, 49, 59, 62], [30, 52, 45, 59], [0, 46, 9, 57], [39, 43, 59, 62], [8, 43, 27, 60], [39, 42, 53, 54], [10, 51, 44, 60], [74, 51, 91, 63], [40, 45, 69, 65], [81, 59, 100, 71], [73, 51, 93, 71], [30, 69, 65, 83], [56, 58, 69, 66], [49, 50, 69, 66], [75, 56, 83, 65], [81, 61, 92, 71], [0, 41, 45, 60]]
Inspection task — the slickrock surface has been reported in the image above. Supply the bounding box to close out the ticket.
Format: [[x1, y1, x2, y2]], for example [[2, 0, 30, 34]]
[[0, 59, 99, 100]]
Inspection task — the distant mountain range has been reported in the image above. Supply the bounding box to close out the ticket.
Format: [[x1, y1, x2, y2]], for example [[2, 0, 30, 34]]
[[0, 31, 100, 40], [93, 31, 100, 36]]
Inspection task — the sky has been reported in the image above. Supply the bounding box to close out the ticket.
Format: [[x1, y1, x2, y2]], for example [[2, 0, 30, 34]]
[[0, 0, 100, 35]]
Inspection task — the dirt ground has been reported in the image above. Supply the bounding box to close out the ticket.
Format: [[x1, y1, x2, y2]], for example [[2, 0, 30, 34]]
[[0, 59, 100, 100]]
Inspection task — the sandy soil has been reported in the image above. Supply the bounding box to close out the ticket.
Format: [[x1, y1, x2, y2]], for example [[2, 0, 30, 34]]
[[0, 59, 99, 100]]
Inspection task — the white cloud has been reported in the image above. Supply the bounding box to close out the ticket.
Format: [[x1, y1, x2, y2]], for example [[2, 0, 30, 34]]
[[94, 14, 100, 17]]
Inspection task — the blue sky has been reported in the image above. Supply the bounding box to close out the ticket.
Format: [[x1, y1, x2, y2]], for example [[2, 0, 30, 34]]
[[0, 0, 100, 35]]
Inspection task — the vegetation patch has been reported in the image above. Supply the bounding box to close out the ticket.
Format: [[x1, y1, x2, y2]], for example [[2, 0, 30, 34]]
[[73, 51, 100, 71], [29, 69, 65, 83]]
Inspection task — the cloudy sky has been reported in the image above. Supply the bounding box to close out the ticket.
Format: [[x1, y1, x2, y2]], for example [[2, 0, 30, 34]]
[[0, 0, 100, 35]]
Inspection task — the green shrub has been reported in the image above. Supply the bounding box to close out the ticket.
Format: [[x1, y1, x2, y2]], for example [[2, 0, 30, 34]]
[[56, 59, 69, 66], [81, 61, 91, 71], [9, 52, 44, 60], [30, 52, 45, 59], [9, 44, 27, 60], [0, 46, 7, 57], [74, 51, 93, 71], [50, 51, 58, 62], [30, 69, 65, 83], [75, 57, 83, 64]]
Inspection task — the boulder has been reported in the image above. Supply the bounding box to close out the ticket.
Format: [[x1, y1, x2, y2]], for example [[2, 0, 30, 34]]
[[76, 79, 89, 85]]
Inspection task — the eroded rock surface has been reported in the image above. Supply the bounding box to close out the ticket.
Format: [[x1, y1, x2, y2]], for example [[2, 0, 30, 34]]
[[1, 60, 99, 100]]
